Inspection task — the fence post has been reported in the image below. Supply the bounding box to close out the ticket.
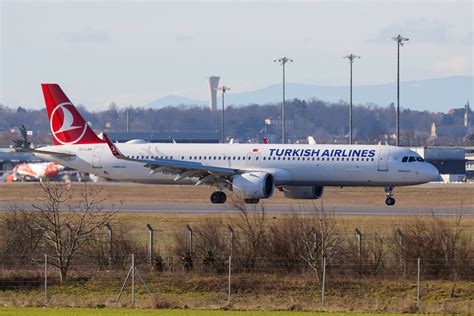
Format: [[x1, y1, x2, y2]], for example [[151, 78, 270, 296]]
[[321, 257, 326, 309], [417, 257, 420, 306], [228, 255, 232, 303], [186, 224, 193, 255], [131, 254, 135, 307], [66, 223, 72, 251], [106, 223, 113, 266], [443, 235, 449, 264], [355, 228, 362, 258], [228, 224, 235, 257], [396, 228, 405, 278], [147, 224, 154, 266], [44, 254, 48, 306]]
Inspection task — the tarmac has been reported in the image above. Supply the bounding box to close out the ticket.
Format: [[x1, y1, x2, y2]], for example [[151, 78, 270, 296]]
[[0, 201, 472, 216]]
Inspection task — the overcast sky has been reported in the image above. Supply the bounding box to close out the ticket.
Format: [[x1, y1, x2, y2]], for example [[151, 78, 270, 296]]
[[1, 0, 472, 109]]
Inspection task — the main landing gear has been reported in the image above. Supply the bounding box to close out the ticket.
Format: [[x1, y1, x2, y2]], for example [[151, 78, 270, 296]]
[[210, 191, 227, 204], [384, 186, 396, 206]]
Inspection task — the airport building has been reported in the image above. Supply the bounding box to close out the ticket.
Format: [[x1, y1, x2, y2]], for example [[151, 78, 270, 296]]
[[464, 146, 474, 180]]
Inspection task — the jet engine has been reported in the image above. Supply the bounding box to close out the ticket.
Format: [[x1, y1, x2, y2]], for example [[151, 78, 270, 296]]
[[232, 172, 275, 200], [281, 186, 324, 199]]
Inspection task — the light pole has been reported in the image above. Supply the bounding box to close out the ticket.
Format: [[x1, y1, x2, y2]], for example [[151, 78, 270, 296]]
[[392, 34, 409, 146], [274, 56, 293, 144], [343, 53, 360, 144], [218, 85, 230, 143]]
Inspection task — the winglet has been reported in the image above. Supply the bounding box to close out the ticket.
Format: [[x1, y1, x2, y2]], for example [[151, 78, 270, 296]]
[[103, 133, 127, 159]]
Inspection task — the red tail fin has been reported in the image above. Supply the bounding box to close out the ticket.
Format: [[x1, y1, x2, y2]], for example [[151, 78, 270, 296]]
[[41, 84, 104, 145]]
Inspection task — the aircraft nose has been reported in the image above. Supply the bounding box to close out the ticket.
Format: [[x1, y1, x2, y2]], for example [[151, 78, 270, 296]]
[[425, 163, 440, 182]]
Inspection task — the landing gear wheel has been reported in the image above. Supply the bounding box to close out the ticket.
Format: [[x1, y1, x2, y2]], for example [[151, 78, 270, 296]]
[[385, 197, 396, 206], [210, 191, 226, 204], [218, 191, 227, 204], [384, 186, 395, 206], [244, 198, 260, 204]]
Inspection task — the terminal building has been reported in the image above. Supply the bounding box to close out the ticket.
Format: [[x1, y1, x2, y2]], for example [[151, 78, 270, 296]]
[[464, 146, 474, 180]]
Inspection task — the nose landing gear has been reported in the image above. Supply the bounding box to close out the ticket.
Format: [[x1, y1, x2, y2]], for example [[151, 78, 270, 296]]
[[384, 186, 396, 206], [210, 191, 227, 204]]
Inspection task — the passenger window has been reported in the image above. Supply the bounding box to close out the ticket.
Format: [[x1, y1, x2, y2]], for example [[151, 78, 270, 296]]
[[263, 157, 266, 160], [409, 156, 416, 162], [402, 156, 408, 162]]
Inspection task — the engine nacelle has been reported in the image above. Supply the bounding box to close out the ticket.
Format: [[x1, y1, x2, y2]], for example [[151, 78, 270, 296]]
[[281, 186, 325, 199], [232, 172, 275, 200]]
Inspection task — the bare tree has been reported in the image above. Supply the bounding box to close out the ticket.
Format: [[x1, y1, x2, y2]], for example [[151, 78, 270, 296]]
[[231, 198, 267, 268], [293, 206, 339, 283], [27, 182, 115, 282]]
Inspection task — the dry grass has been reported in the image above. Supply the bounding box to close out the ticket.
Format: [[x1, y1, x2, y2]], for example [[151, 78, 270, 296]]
[[0, 272, 472, 313]]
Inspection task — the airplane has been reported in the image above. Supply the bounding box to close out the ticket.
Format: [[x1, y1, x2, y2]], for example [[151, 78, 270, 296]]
[[12, 161, 65, 182], [32, 84, 439, 206]]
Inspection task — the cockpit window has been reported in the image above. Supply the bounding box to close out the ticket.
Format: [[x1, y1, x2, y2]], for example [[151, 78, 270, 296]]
[[408, 156, 416, 162], [416, 157, 424, 162], [402, 156, 408, 162]]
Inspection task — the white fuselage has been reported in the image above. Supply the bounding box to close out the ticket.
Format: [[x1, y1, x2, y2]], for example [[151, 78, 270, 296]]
[[34, 143, 439, 187]]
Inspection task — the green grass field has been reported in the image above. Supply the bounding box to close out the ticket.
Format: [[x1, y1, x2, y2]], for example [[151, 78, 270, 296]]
[[0, 308, 418, 316]]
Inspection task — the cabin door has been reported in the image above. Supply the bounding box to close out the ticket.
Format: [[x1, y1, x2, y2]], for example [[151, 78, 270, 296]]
[[92, 146, 103, 169], [377, 149, 389, 171]]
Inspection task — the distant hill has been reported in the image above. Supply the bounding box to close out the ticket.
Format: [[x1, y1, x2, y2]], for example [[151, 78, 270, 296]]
[[145, 76, 473, 112]]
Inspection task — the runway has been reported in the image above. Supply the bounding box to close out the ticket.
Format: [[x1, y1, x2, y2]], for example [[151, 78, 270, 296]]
[[1, 182, 472, 216], [0, 201, 471, 216]]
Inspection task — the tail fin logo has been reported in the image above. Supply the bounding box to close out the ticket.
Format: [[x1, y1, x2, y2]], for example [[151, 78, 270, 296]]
[[50, 102, 88, 145]]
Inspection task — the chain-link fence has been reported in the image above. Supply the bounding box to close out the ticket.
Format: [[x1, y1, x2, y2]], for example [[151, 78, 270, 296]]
[[0, 253, 472, 311]]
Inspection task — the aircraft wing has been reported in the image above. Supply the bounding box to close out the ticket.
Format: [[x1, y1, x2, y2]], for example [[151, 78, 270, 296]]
[[14, 147, 76, 158], [103, 134, 239, 186]]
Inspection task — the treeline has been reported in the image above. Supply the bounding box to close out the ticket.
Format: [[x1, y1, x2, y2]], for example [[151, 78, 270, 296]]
[[0, 99, 468, 145]]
